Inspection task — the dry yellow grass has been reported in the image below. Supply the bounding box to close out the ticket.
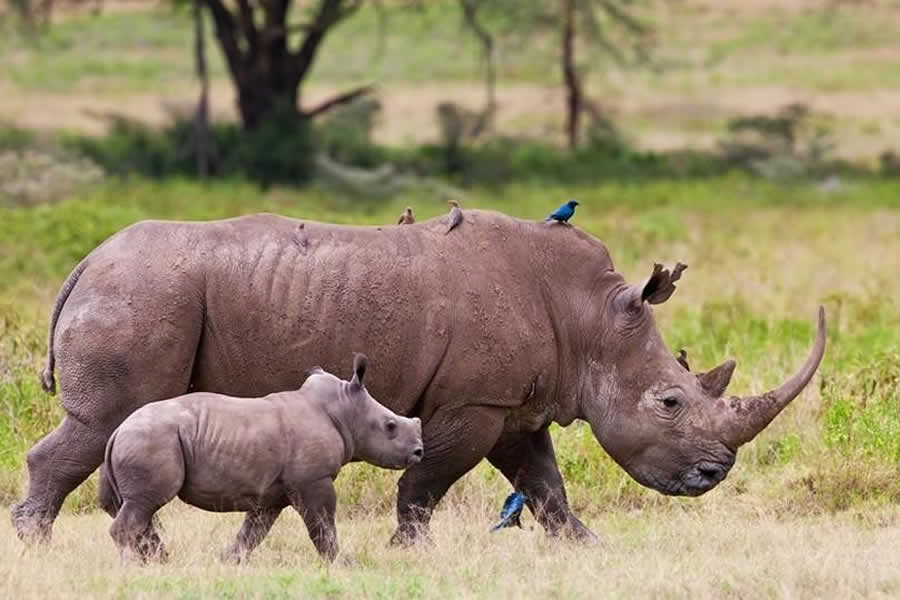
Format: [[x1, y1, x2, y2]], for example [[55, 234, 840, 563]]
[[3, 490, 900, 599], [2, 184, 899, 598]]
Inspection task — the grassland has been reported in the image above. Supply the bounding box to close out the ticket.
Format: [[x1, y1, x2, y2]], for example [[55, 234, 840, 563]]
[[3, 0, 900, 596], [3, 0, 900, 158], [2, 177, 900, 597]]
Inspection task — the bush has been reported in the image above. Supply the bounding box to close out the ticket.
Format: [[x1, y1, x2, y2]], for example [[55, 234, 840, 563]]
[[65, 102, 316, 187]]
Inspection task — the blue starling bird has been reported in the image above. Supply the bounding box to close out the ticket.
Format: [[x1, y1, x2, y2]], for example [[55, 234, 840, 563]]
[[544, 199, 579, 225], [490, 491, 528, 532]]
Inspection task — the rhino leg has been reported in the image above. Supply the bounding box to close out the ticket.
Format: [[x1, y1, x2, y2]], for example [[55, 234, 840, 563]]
[[390, 405, 506, 546], [290, 478, 338, 562], [12, 293, 201, 543], [110, 501, 169, 563], [221, 506, 283, 564], [486, 428, 595, 541], [10, 415, 111, 544]]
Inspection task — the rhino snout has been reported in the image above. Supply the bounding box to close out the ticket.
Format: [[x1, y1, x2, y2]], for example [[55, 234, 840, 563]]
[[407, 445, 424, 467], [681, 457, 734, 496]]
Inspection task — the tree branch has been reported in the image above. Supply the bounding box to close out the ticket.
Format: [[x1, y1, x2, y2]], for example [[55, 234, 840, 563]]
[[202, 0, 246, 83], [235, 0, 259, 56], [290, 0, 363, 85], [459, 0, 496, 136], [303, 84, 374, 118], [598, 0, 649, 36], [193, 0, 213, 177], [562, 0, 582, 150]]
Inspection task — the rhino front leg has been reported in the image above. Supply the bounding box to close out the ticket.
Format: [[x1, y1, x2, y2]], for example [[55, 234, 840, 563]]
[[486, 427, 595, 541], [291, 478, 338, 562], [390, 405, 506, 547], [221, 506, 282, 563]]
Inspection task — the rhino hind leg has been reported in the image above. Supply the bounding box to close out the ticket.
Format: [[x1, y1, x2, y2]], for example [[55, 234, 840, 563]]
[[11, 415, 110, 543], [390, 405, 506, 547], [110, 501, 169, 563], [221, 506, 283, 564], [12, 293, 202, 544], [486, 428, 596, 541]]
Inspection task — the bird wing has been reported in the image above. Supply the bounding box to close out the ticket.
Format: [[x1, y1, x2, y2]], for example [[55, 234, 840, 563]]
[[398, 215, 404, 224], [549, 205, 567, 220], [446, 206, 463, 233]]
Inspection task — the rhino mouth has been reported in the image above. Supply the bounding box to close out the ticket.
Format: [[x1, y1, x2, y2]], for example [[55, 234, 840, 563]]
[[678, 457, 735, 496]]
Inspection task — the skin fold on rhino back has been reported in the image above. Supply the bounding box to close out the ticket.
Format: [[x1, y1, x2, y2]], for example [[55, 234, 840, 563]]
[[50, 211, 613, 425]]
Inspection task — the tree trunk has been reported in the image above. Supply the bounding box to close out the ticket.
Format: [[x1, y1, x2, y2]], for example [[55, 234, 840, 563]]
[[235, 79, 300, 130], [193, 0, 211, 177], [561, 0, 581, 150]]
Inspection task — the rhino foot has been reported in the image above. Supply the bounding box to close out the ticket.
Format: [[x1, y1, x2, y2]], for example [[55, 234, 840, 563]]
[[10, 500, 53, 545], [388, 522, 434, 548], [548, 516, 603, 547]]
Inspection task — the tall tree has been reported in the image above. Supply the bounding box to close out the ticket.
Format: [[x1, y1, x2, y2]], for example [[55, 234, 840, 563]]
[[459, 0, 653, 150], [201, 0, 374, 129]]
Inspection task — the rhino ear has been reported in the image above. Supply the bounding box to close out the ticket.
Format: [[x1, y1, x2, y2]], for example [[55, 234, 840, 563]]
[[351, 353, 368, 388], [620, 262, 688, 312], [640, 262, 687, 305]]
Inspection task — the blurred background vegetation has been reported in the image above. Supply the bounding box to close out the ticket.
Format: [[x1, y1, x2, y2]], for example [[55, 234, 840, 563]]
[[1, 0, 899, 522]]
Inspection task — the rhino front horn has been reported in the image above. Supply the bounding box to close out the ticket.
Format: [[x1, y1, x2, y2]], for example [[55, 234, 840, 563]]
[[720, 306, 826, 447]]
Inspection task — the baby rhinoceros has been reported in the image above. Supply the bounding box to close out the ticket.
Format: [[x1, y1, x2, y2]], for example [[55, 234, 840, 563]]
[[98, 354, 423, 563]]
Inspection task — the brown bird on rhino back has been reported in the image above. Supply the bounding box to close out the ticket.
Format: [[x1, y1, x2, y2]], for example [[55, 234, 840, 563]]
[[445, 199, 463, 233], [398, 207, 415, 225], [12, 209, 826, 547], [99, 354, 423, 563]]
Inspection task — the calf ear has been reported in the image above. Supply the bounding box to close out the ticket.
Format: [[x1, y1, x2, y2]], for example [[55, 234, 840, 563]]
[[351, 353, 368, 388]]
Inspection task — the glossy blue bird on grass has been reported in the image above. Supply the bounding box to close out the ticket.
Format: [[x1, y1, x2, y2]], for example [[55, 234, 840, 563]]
[[544, 199, 579, 225], [490, 491, 528, 532]]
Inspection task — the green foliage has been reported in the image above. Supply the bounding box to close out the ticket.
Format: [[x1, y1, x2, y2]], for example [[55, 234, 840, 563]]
[[64, 102, 315, 187], [823, 354, 900, 462]]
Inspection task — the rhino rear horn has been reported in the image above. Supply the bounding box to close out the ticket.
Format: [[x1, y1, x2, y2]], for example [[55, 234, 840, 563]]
[[351, 353, 368, 388], [698, 360, 736, 398]]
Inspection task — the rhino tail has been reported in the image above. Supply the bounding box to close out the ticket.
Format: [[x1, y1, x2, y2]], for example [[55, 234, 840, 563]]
[[99, 429, 123, 517], [40, 257, 90, 395]]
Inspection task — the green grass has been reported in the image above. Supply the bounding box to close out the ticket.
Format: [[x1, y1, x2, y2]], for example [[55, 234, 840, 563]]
[[2, 176, 900, 596], [2, 174, 900, 513]]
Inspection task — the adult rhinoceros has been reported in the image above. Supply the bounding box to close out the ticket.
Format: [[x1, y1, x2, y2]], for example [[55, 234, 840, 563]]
[[12, 210, 826, 544]]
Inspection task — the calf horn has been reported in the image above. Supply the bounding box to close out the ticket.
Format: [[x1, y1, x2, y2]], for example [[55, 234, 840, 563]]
[[720, 306, 826, 447]]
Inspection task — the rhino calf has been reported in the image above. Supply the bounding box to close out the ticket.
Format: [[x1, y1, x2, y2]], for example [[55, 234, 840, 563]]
[[98, 354, 423, 563]]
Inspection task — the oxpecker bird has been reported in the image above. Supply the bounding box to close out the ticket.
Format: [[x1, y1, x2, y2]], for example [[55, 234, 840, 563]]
[[398, 206, 415, 225], [294, 223, 308, 255], [544, 199, 579, 225], [490, 491, 527, 532], [445, 199, 463, 234], [676, 348, 690, 371]]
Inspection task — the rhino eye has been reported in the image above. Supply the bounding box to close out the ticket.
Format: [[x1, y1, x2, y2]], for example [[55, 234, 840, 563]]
[[386, 419, 397, 434], [661, 396, 680, 409]]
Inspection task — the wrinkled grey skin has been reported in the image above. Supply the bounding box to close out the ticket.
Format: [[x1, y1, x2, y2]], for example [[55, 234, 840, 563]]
[[12, 210, 826, 546], [99, 354, 423, 562]]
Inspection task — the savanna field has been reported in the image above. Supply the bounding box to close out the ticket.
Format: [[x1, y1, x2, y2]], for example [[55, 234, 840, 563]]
[[2, 0, 900, 598]]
